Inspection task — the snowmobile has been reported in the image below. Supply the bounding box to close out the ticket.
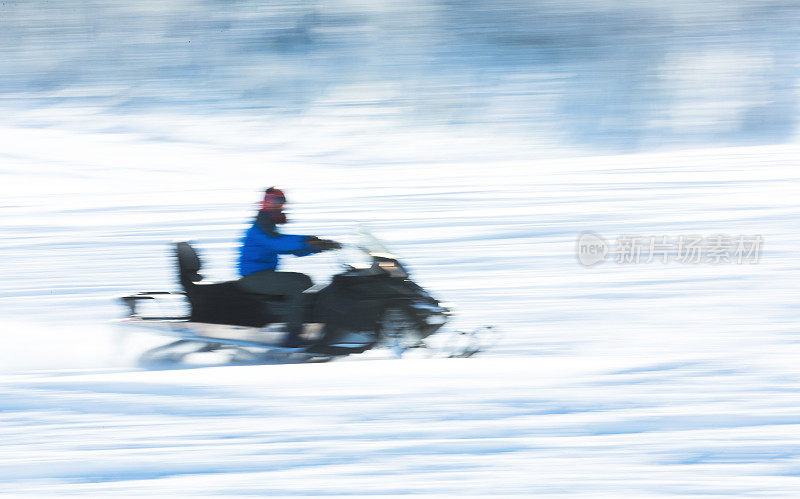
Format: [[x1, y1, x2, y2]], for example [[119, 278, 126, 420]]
[[117, 229, 494, 363]]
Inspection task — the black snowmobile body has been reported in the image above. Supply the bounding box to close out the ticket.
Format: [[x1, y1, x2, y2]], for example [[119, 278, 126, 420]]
[[118, 231, 452, 361]]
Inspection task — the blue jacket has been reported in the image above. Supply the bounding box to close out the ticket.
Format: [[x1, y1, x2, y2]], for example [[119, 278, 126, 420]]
[[238, 220, 316, 276]]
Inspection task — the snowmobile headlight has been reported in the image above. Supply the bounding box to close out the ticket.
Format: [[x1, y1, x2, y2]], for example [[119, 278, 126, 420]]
[[377, 261, 408, 278]]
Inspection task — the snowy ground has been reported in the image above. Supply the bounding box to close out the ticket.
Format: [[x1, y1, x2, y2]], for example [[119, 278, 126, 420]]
[[1, 119, 800, 495]]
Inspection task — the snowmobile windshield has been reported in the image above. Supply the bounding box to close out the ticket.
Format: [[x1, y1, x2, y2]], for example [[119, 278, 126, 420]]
[[357, 226, 393, 256], [337, 227, 398, 270]]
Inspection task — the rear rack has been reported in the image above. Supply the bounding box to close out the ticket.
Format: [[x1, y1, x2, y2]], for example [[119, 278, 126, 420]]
[[119, 292, 189, 320]]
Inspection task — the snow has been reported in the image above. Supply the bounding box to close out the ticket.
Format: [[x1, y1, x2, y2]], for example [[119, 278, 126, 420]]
[[3, 1, 800, 495], [4, 354, 800, 495], [1, 121, 799, 495]]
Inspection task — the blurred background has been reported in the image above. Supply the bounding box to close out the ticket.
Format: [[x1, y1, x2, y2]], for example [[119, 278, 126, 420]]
[[2, 0, 799, 152]]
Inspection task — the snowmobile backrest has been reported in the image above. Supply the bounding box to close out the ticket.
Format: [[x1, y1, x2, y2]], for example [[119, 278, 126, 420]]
[[175, 241, 202, 283]]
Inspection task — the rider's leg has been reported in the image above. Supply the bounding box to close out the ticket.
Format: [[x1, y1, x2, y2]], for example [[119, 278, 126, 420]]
[[237, 270, 313, 331]]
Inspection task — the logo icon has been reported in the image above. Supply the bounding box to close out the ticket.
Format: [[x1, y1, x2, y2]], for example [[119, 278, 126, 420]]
[[576, 231, 608, 267]]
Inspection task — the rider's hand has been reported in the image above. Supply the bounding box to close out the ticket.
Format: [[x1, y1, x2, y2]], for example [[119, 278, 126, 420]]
[[307, 237, 342, 252]]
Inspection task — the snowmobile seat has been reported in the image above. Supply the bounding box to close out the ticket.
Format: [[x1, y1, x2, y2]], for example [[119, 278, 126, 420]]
[[175, 241, 280, 327]]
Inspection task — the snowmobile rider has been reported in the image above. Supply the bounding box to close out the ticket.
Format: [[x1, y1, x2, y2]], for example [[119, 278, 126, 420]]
[[237, 187, 341, 345]]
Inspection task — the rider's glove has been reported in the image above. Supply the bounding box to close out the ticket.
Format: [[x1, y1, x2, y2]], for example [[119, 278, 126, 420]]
[[306, 237, 342, 252]]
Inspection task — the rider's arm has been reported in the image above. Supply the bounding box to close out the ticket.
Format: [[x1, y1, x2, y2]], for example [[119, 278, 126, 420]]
[[271, 233, 317, 256]]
